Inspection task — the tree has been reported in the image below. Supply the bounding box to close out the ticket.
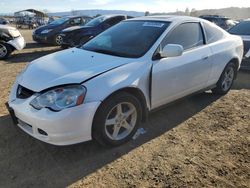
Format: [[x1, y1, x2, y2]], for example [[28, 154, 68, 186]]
[[94, 14, 102, 18], [185, 8, 190, 16], [145, 11, 150, 16], [190, 8, 197, 17]]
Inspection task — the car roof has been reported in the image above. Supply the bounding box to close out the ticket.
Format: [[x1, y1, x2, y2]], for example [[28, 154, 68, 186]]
[[129, 15, 203, 23], [65, 15, 92, 19]]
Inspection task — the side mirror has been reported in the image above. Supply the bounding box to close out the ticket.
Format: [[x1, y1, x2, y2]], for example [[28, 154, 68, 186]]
[[160, 44, 184, 58]]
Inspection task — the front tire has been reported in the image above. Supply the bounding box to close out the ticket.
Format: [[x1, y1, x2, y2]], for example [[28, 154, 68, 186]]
[[212, 62, 236, 95], [92, 92, 142, 147], [0, 43, 12, 60]]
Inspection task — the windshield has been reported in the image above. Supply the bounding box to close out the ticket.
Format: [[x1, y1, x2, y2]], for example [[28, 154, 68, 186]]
[[85, 15, 111, 27], [50, 17, 69, 25], [229, 21, 250, 35], [82, 21, 170, 58]]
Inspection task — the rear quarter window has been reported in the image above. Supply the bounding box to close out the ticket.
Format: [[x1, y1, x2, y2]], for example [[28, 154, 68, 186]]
[[203, 22, 225, 44]]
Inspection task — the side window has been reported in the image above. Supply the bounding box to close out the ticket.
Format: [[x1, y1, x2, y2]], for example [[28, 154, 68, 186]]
[[162, 22, 204, 51], [106, 16, 124, 26], [72, 17, 82, 25], [203, 22, 224, 44]]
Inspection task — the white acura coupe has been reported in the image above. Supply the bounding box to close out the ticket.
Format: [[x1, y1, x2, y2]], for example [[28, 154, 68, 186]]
[[7, 16, 243, 146]]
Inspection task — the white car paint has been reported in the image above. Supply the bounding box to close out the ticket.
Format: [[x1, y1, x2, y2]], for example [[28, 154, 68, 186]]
[[7, 36, 26, 51], [0, 25, 26, 51], [8, 16, 243, 145]]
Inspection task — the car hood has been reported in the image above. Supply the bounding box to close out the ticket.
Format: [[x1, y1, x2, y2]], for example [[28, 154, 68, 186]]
[[18, 48, 132, 92], [35, 24, 58, 33]]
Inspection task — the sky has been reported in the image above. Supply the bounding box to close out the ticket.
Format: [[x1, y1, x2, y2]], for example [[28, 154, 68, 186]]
[[0, 0, 250, 14]]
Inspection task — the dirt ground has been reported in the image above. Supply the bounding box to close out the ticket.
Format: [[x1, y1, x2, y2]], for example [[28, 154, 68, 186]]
[[0, 29, 249, 188]]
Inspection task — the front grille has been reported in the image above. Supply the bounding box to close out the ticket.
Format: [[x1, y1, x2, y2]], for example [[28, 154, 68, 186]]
[[16, 85, 34, 99]]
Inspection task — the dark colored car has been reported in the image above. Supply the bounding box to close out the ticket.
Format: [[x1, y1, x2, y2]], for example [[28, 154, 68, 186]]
[[0, 18, 9, 25], [59, 15, 132, 48], [200, 15, 237, 30], [228, 20, 250, 70], [32, 16, 92, 45]]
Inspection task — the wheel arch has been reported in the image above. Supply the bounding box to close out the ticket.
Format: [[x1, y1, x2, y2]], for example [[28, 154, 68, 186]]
[[92, 87, 149, 132], [229, 57, 240, 70]]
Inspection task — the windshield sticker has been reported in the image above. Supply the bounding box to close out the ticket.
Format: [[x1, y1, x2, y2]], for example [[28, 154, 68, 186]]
[[143, 22, 165, 28]]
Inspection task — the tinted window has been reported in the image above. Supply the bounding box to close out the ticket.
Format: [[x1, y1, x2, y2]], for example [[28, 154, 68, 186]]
[[162, 23, 204, 50], [82, 21, 170, 58], [105, 16, 125, 26], [85, 15, 111, 27], [72, 17, 82, 25], [229, 21, 250, 35], [203, 22, 224, 44], [50, 17, 69, 25]]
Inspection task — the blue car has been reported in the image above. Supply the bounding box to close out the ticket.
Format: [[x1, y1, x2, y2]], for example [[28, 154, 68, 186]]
[[59, 15, 132, 48], [32, 16, 92, 45], [228, 20, 250, 70]]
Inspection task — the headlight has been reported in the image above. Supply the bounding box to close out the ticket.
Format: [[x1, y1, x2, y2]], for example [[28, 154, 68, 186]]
[[9, 29, 21, 37], [30, 85, 86, 111], [41, 29, 53, 34]]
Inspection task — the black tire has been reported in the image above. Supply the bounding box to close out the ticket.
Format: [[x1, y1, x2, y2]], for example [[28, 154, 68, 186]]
[[0, 42, 12, 60], [92, 92, 142, 147], [212, 62, 237, 95]]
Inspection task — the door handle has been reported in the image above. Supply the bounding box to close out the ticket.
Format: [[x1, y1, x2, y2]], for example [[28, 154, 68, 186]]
[[202, 55, 209, 60]]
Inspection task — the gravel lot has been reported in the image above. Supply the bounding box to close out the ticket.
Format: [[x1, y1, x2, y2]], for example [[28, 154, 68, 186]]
[[0, 29, 249, 188]]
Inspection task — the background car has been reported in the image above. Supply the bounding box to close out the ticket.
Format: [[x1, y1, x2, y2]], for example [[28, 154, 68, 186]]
[[32, 15, 92, 45], [0, 25, 26, 59], [7, 16, 243, 146], [228, 20, 250, 70], [200, 15, 237, 30], [59, 15, 133, 48], [0, 18, 9, 25]]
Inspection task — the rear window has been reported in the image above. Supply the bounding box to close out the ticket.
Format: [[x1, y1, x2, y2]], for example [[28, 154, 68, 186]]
[[229, 21, 250, 35], [203, 22, 225, 44]]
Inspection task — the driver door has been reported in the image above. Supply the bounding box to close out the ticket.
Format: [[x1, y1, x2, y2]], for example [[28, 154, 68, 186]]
[[151, 22, 213, 109]]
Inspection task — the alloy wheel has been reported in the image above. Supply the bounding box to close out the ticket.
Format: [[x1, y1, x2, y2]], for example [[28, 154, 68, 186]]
[[0, 44, 7, 58], [221, 66, 234, 91], [55, 35, 63, 45], [104, 102, 137, 141]]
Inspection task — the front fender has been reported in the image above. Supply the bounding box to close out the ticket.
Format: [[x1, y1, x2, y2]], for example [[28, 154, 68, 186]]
[[83, 60, 152, 109]]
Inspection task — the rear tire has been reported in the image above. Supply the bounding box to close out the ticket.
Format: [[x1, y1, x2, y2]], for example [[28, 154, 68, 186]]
[[54, 35, 63, 46], [0, 43, 13, 60], [212, 62, 236, 95], [92, 92, 142, 147]]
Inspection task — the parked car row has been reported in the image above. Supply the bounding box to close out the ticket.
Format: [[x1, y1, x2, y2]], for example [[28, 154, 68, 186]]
[[1, 14, 250, 71], [32, 15, 92, 45], [6, 16, 244, 146], [32, 14, 132, 47]]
